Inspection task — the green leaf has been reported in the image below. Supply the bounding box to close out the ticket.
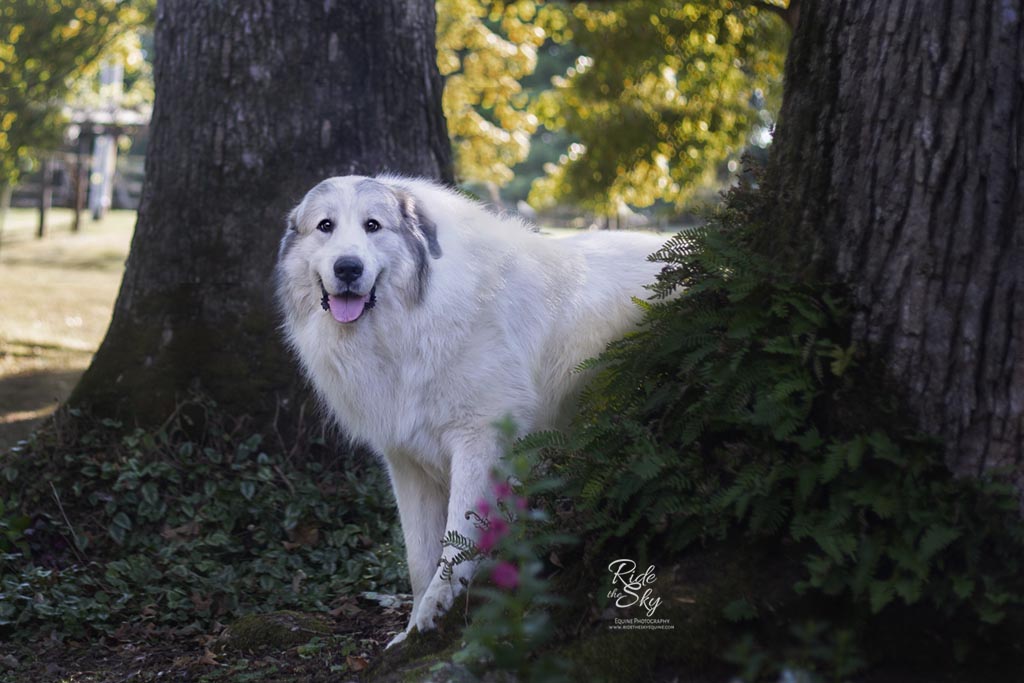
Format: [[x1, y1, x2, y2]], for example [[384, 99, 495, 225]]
[[820, 443, 847, 483], [868, 431, 903, 465], [952, 576, 975, 600], [723, 598, 757, 622], [796, 467, 818, 504], [204, 531, 230, 547], [140, 482, 159, 506], [112, 512, 132, 531], [869, 581, 895, 613], [108, 512, 132, 545], [918, 525, 961, 561]]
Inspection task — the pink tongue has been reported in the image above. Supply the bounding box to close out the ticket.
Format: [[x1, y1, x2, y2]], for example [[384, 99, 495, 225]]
[[328, 294, 369, 323]]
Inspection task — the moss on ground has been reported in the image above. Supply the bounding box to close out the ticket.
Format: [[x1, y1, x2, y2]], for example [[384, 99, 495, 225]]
[[363, 604, 472, 682], [216, 611, 331, 653]]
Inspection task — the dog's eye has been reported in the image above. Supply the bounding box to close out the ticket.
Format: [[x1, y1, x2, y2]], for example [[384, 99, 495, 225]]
[[365, 219, 381, 233], [316, 219, 333, 233]]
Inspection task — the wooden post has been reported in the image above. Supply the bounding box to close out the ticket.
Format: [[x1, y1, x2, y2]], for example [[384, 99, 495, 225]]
[[72, 142, 88, 233], [0, 183, 11, 259], [37, 157, 52, 239]]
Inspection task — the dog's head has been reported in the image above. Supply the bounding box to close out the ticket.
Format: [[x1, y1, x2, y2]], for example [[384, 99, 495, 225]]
[[275, 176, 442, 325]]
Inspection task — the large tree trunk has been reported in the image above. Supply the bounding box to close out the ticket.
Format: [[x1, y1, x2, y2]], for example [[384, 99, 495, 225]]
[[71, 0, 452, 423], [766, 1, 1022, 482]]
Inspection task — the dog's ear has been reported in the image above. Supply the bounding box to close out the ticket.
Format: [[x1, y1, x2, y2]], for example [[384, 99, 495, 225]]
[[418, 203, 443, 259], [393, 188, 442, 259], [278, 205, 300, 260], [286, 205, 300, 232]]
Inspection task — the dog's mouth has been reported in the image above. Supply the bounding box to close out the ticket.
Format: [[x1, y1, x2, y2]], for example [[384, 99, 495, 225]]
[[320, 282, 377, 324]]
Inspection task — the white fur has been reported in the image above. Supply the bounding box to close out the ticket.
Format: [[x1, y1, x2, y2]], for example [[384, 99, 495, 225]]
[[275, 175, 665, 645]]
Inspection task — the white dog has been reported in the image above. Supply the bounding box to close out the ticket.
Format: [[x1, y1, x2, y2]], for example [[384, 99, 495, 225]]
[[275, 175, 664, 645]]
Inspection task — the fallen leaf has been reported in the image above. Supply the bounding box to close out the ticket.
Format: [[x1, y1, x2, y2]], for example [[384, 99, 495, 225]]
[[291, 569, 307, 594], [160, 521, 199, 540], [191, 592, 213, 611], [346, 655, 369, 671], [328, 597, 362, 618], [287, 522, 320, 548], [171, 654, 193, 668]]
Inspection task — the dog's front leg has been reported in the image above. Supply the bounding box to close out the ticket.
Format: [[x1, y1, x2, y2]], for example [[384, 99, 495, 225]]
[[384, 455, 448, 648], [412, 436, 499, 634]]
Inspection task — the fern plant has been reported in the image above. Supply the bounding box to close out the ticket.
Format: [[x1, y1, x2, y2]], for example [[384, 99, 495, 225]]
[[532, 183, 1024, 677]]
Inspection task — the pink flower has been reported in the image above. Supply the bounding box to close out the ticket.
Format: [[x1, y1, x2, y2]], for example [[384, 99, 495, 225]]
[[491, 561, 519, 590], [492, 478, 513, 499], [489, 517, 509, 537], [478, 528, 499, 553], [475, 498, 491, 518], [476, 516, 509, 554]]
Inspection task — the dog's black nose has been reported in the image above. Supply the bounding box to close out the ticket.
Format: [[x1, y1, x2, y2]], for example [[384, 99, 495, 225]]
[[334, 257, 363, 284]]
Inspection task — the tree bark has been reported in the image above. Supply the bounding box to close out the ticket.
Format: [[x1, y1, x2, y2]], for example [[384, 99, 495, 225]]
[[71, 0, 452, 423], [766, 1, 1023, 483]]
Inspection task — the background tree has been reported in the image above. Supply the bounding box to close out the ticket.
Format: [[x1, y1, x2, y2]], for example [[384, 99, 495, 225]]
[[529, 0, 790, 215], [764, 0, 1022, 485], [70, 0, 452, 423], [437, 0, 546, 192], [0, 0, 145, 225], [63, 28, 153, 113]]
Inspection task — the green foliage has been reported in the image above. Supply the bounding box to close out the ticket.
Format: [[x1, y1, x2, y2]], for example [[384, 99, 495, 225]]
[[538, 183, 1024, 677], [0, 0, 147, 186], [0, 397, 405, 639], [437, 0, 549, 186], [725, 623, 866, 683], [436, 1, 789, 209], [530, 0, 789, 213], [0, 499, 30, 556]]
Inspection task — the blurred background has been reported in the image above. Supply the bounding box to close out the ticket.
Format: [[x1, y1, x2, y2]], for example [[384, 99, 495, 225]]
[[0, 0, 789, 449]]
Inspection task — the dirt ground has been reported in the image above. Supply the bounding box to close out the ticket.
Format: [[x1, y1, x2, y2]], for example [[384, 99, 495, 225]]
[[0, 597, 411, 683], [0, 208, 134, 452]]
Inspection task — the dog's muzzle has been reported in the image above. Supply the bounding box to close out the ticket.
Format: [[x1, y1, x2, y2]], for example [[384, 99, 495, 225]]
[[321, 282, 377, 323]]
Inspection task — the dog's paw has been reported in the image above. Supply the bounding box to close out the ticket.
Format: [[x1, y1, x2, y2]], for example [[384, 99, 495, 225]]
[[385, 629, 409, 649], [413, 575, 460, 633]]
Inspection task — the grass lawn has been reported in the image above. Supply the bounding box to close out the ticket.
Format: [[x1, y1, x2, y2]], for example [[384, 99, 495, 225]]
[[0, 208, 135, 450]]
